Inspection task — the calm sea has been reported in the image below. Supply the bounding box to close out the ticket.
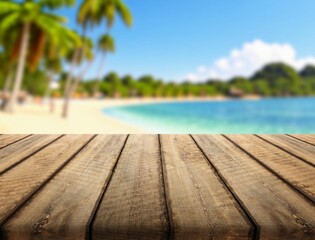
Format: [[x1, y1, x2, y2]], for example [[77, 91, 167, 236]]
[[103, 97, 315, 133]]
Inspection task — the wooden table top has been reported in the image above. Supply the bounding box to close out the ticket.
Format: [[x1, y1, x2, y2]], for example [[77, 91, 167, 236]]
[[0, 134, 314, 240]]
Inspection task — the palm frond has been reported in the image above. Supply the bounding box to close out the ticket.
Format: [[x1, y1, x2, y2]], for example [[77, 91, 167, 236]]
[[77, 0, 101, 27], [98, 34, 115, 53], [0, 12, 20, 34], [39, 0, 75, 9], [105, 3, 116, 28], [116, 0, 133, 27], [77, 0, 133, 29], [0, 1, 19, 16]]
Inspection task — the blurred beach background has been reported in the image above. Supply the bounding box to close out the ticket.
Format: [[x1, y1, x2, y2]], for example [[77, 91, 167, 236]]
[[0, 0, 315, 134]]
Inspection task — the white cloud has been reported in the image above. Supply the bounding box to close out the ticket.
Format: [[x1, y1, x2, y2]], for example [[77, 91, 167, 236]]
[[185, 39, 315, 82]]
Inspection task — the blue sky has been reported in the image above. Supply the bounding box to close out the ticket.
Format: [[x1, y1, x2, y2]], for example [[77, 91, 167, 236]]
[[57, 0, 315, 81]]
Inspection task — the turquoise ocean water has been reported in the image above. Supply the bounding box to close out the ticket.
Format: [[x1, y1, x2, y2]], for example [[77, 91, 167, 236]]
[[103, 97, 315, 133]]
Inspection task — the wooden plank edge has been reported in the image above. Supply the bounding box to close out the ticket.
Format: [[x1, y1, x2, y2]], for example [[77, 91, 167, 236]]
[[255, 135, 315, 168], [286, 134, 315, 148], [0, 135, 97, 239], [88, 135, 129, 240], [191, 135, 258, 240], [223, 135, 315, 204], [0, 135, 64, 176], [158, 135, 174, 239], [0, 135, 32, 150]]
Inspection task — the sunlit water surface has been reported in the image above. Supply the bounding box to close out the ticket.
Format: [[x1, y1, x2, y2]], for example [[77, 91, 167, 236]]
[[103, 98, 315, 133]]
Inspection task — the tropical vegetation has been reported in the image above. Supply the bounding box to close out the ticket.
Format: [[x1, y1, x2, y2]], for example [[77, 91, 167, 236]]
[[0, 0, 133, 117], [24, 62, 315, 98], [1, 57, 315, 101], [1, 0, 315, 119]]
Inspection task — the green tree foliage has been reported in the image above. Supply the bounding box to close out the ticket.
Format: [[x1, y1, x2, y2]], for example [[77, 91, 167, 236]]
[[252, 80, 271, 96], [75, 62, 315, 98], [252, 63, 300, 84], [121, 75, 137, 96], [206, 80, 229, 95], [251, 63, 303, 96], [300, 65, 315, 78], [0, 74, 4, 90], [0, 0, 75, 111], [229, 77, 253, 94], [22, 69, 48, 96], [77, 0, 133, 29]]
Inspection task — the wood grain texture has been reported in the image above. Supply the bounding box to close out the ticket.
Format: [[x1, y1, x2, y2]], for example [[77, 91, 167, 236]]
[[258, 134, 315, 166], [0, 135, 93, 225], [289, 134, 315, 146], [92, 135, 169, 240], [160, 135, 252, 239], [0, 134, 315, 240], [0, 135, 30, 149], [0, 135, 61, 175], [226, 134, 315, 203], [193, 135, 315, 239], [3, 135, 127, 240]]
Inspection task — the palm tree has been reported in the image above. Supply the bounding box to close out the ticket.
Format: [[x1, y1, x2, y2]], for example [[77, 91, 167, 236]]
[[60, 0, 132, 117], [62, 30, 82, 101], [43, 26, 81, 115], [43, 44, 62, 113], [76, 0, 133, 97], [77, 0, 133, 31], [93, 34, 115, 96], [62, 36, 93, 118], [70, 37, 95, 97], [0, 0, 73, 112]]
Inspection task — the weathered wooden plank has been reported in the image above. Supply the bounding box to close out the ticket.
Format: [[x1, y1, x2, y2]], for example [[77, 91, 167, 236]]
[[258, 134, 315, 166], [289, 134, 315, 146], [193, 135, 315, 239], [3, 135, 127, 240], [0, 135, 62, 175], [226, 134, 315, 203], [0, 135, 30, 149], [92, 135, 169, 240], [160, 135, 252, 239], [0, 135, 93, 225]]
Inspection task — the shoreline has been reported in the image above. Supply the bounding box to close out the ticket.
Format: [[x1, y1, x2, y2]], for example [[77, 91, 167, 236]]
[[0, 96, 259, 134]]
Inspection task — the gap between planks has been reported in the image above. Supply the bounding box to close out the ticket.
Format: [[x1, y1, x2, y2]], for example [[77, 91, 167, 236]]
[[1, 134, 315, 240], [0, 135, 32, 150], [0, 135, 64, 176], [255, 134, 315, 167], [0, 135, 97, 237], [224, 135, 315, 204], [87, 135, 130, 240], [191, 135, 258, 240]]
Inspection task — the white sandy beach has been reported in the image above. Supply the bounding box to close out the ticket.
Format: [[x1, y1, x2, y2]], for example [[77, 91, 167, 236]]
[[0, 96, 258, 134], [0, 99, 144, 134]]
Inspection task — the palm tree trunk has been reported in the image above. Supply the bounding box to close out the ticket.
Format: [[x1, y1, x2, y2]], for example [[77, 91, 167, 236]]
[[3, 70, 13, 93], [69, 59, 94, 99], [62, 26, 90, 118], [5, 23, 30, 112], [62, 60, 95, 118], [64, 49, 80, 97], [45, 71, 54, 98], [45, 71, 55, 113], [62, 48, 80, 118], [1, 70, 14, 110], [93, 53, 106, 97]]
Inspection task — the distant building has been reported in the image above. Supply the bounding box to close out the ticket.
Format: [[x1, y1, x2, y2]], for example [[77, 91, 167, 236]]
[[229, 87, 245, 98], [50, 81, 60, 90]]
